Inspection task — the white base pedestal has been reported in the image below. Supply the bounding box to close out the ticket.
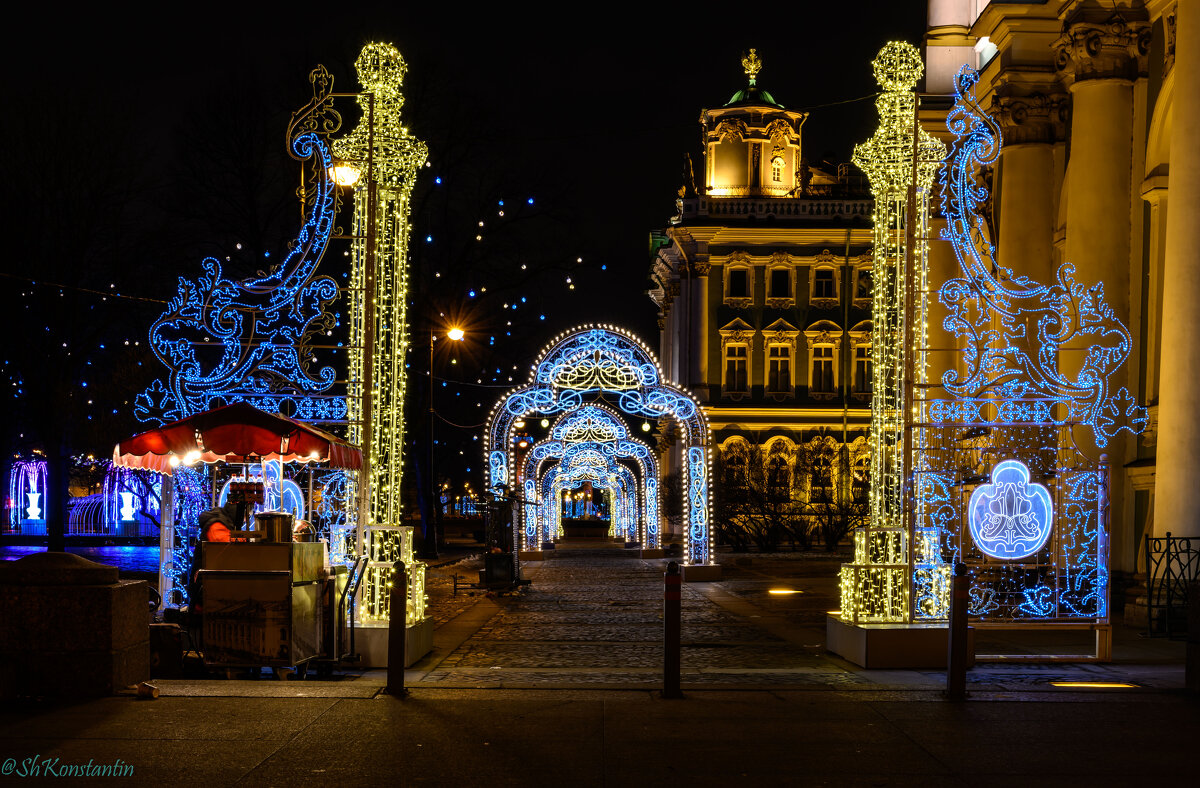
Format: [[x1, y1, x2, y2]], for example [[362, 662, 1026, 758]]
[[518, 550, 545, 561], [681, 564, 722, 582], [826, 615, 974, 669], [355, 618, 434, 668]]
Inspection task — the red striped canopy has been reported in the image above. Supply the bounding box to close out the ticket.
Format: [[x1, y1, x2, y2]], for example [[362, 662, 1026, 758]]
[[113, 402, 362, 474]]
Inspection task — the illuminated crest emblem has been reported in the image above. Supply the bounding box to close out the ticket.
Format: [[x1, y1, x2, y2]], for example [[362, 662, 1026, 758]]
[[968, 459, 1053, 560]]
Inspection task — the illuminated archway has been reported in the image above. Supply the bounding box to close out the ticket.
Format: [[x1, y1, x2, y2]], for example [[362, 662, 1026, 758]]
[[521, 404, 660, 548], [487, 325, 710, 566]]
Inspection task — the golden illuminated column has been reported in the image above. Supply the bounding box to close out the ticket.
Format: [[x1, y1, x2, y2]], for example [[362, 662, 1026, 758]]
[[334, 44, 428, 536], [841, 42, 946, 622], [1155, 1, 1200, 539]]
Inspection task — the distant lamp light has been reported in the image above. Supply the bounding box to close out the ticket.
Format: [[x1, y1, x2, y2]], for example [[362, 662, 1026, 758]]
[[329, 164, 361, 187], [641, 422, 651, 432], [540, 418, 550, 428], [514, 420, 526, 429], [447, 327, 465, 341]]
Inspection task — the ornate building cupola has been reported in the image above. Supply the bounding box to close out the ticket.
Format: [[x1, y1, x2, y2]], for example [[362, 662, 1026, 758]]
[[701, 49, 809, 197]]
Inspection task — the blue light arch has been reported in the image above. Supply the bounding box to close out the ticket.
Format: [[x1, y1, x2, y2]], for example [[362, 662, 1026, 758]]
[[486, 325, 709, 565]]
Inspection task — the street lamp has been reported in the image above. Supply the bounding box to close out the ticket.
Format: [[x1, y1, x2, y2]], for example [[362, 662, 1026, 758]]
[[425, 326, 464, 558]]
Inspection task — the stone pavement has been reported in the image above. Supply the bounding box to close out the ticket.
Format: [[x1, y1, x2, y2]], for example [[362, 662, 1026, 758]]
[[1, 546, 1197, 786], [404, 546, 1187, 691]]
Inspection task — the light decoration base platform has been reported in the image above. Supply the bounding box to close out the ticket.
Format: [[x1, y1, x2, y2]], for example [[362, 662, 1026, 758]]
[[826, 615, 974, 669], [682, 564, 721, 582], [355, 618, 433, 668]]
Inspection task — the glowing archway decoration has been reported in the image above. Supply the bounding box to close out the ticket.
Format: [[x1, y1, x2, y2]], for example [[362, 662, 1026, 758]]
[[520, 404, 661, 548], [486, 326, 708, 565], [537, 443, 641, 543]]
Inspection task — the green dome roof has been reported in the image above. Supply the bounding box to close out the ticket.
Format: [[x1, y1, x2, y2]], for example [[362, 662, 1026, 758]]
[[725, 83, 783, 108]]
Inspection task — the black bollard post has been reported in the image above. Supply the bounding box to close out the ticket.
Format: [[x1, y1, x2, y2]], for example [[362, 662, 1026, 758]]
[[663, 560, 682, 699], [1187, 581, 1200, 694], [946, 561, 968, 701], [387, 560, 407, 697]]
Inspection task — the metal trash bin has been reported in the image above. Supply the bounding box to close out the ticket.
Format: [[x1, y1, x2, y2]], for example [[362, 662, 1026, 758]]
[[255, 511, 293, 542]]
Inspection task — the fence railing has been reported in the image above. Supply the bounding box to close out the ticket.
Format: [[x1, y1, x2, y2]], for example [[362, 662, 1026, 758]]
[[1145, 532, 1200, 639]]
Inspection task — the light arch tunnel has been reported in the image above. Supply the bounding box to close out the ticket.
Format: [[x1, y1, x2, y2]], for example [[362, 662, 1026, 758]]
[[485, 325, 711, 565]]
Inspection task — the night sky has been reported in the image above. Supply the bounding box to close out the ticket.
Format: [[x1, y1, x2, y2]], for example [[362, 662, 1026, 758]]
[[3, 3, 928, 486]]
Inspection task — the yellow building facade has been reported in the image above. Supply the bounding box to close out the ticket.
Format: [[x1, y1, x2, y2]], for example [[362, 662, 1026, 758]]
[[649, 52, 874, 541]]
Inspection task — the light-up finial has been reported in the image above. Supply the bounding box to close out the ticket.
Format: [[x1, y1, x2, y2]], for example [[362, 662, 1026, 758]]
[[871, 40, 923, 92], [742, 49, 762, 84], [355, 42, 406, 99]]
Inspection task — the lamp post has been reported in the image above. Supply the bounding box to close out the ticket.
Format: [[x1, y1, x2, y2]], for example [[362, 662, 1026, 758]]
[[425, 326, 464, 558]]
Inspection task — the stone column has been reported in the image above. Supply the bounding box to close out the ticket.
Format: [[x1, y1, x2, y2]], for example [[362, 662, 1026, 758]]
[[1155, 1, 1200, 538], [1056, 13, 1149, 329], [689, 261, 710, 398], [993, 93, 1066, 281]]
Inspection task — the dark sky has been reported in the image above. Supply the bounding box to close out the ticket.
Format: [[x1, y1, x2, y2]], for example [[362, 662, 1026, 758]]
[[3, 3, 928, 477]]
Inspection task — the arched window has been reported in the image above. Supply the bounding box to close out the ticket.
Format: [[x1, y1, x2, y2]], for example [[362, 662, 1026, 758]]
[[771, 156, 783, 183]]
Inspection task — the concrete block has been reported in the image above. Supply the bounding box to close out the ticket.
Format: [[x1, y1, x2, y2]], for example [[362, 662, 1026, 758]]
[[640, 549, 666, 559], [681, 564, 722, 582], [518, 550, 545, 561], [826, 615, 975, 669], [355, 618, 434, 668]]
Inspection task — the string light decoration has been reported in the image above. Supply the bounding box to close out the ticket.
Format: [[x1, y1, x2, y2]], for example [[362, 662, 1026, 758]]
[[839, 42, 947, 623], [361, 524, 427, 625], [519, 404, 660, 548], [7, 460, 47, 527], [485, 325, 709, 564], [335, 43, 428, 539], [902, 64, 1144, 630], [134, 62, 350, 605]]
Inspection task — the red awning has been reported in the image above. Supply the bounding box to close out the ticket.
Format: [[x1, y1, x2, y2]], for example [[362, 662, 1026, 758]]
[[113, 402, 362, 474]]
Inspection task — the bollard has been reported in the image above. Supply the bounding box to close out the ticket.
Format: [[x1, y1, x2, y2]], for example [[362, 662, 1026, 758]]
[[387, 560, 407, 697], [663, 560, 682, 699], [1187, 581, 1200, 694], [946, 561, 969, 701]]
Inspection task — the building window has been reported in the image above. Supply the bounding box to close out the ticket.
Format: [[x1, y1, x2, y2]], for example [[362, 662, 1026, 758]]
[[811, 345, 834, 393], [728, 268, 749, 299], [855, 269, 872, 300], [854, 345, 872, 393], [767, 344, 792, 393], [769, 268, 790, 299], [813, 268, 836, 300], [811, 452, 833, 503], [725, 344, 748, 393], [766, 455, 790, 502], [771, 157, 783, 183]]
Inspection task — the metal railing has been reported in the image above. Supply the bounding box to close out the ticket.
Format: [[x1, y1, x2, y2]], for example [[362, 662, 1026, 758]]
[[1145, 532, 1200, 639]]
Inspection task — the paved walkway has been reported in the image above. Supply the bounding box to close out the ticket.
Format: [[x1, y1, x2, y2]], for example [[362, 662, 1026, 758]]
[[3, 547, 1196, 786], [400, 547, 1188, 692]]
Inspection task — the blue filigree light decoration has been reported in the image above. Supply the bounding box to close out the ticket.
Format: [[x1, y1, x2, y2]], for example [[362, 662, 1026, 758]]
[[135, 130, 341, 426], [967, 460, 1053, 560], [938, 66, 1147, 447], [486, 326, 708, 564]]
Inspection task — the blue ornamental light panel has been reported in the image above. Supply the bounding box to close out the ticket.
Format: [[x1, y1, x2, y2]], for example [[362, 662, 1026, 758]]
[[967, 459, 1053, 560]]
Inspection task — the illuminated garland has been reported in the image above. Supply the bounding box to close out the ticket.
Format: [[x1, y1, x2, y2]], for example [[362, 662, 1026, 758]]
[[7, 460, 47, 526], [336, 44, 428, 543], [840, 42, 946, 622], [486, 326, 707, 563]]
